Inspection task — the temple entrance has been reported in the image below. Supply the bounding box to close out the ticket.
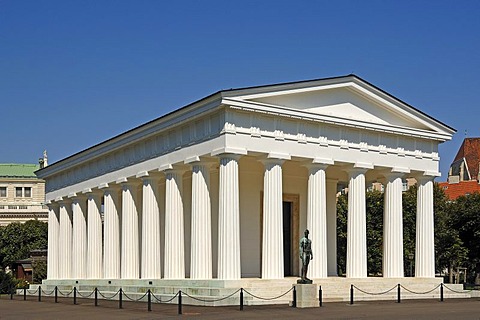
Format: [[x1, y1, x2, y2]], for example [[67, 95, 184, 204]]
[[283, 201, 292, 276]]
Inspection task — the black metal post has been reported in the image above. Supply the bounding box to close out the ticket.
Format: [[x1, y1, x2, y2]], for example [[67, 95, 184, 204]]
[[292, 286, 297, 308], [73, 287, 77, 305], [319, 285, 323, 307], [38, 286, 42, 302], [178, 290, 182, 315], [147, 289, 151, 312], [350, 285, 354, 305], [397, 284, 401, 303], [240, 288, 244, 311], [10, 290, 13, 300], [440, 283, 444, 302], [54, 286, 58, 303], [94, 288, 98, 306], [119, 288, 123, 309], [24, 287, 26, 300]]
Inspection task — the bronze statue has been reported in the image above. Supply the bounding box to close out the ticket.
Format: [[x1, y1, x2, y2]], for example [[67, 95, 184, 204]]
[[298, 229, 313, 284]]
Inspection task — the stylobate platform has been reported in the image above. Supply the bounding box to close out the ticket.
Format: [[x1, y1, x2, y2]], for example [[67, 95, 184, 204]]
[[25, 277, 477, 306]]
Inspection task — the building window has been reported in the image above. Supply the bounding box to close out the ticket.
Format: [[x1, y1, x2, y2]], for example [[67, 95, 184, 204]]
[[0, 187, 6, 197], [24, 187, 32, 197], [15, 187, 22, 197]]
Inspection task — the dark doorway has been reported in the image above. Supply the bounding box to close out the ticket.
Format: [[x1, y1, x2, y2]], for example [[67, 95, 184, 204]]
[[283, 201, 292, 276]]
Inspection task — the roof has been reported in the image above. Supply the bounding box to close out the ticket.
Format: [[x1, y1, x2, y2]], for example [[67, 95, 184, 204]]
[[452, 138, 480, 180], [0, 164, 40, 178], [36, 74, 456, 178], [438, 180, 480, 200]]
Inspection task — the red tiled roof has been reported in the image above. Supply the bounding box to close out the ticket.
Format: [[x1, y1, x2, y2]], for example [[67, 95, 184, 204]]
[[438, 181, 480, 200], [453, 138, 480, 180]]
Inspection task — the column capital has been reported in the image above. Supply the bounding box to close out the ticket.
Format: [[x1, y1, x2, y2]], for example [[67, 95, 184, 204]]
[[82, 188, 103, 200], [68, 192, 87, 202], [415, 172, 438, 184], [55, 196, 72, 206], [211, 147, 247, 157]]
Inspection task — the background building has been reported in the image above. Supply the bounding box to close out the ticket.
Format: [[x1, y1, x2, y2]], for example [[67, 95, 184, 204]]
[[0, 153, 49, 226], [439, 138, 480, 200]]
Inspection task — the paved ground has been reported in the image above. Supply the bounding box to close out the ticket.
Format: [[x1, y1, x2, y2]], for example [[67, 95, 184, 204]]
[[1, 295, 480, 319]]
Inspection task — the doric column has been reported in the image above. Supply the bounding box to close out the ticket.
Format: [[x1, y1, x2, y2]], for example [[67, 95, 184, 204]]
[[120, 179, 141, 279], [346, 167, 368, 278], [70, 194, 87, 279], [164, 169, 185, 279], [85, 189, 103, 279], [139, 173, 161, 279], [58, 199, 73, 279], [102, 185, 121, 279], [217, 155, 241, 280], [306, 164, 328, 279], [416, 176, 435, 278], [383, 172, 404, 278], [47, 203, 60, 279], [262, 159, 284, 279], [190, 162, 212, 279], [326, 179, 338, 276]]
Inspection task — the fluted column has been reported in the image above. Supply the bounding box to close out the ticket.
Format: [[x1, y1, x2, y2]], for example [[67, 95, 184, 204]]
[[140, 174, 161, 279], [164, 169, 185, 279], [383, 173, 404, 278], [71, 195, 87, 279], [47, 203, 60, 279], [190, 162, 212, 279], [346, 168, 368, 278], [306, 164, 328, 279], [416, 176, 435, 278], [326, 179, 338, 276], [262, 159, 284, 279], [102, 186, 121, 279], [58, 199, 73, 279], [86, 190, 103, 279], [121, 180, 140, 279], [218, 155, 241, 280]]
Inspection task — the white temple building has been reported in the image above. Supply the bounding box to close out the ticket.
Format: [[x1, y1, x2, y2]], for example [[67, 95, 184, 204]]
[[36, 75, 455, 302]]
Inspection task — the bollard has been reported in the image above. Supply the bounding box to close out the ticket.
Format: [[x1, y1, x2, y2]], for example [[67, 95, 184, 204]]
[[38, 286, 42, 302], [397, 284, 401, 303], [350, 285, 354, 305], [119, 288, 123, 309], [147, 289, 151, 312], [319, 285, 323, 307], [440, 283, 444, 302], [24, 287, 26, 301], [94, 288, 98, 306], [74, 287, 77, 305], [55, 286, 58, 303], [10, 290, 13, 300], [178, 290, 182, 315], [240, 288, 244, 311], [292, 286, 297, 308]]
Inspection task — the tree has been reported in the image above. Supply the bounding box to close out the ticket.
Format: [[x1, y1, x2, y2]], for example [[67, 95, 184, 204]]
[[448, 192, 480, 283], [0, 220, 48, 270]]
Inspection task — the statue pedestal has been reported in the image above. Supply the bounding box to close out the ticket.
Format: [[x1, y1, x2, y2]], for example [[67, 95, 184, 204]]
[[292, 284, 318, 308]]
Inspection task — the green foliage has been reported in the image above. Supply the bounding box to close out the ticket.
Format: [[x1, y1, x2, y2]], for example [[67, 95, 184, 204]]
[[0, 220, 48, 269], [447, 192, 480, 283], [32, 260, 47, 284], [0, 270, 17, 294]]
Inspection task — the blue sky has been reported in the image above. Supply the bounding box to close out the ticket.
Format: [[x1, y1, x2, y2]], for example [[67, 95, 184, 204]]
[[1, 1, 479, 179]]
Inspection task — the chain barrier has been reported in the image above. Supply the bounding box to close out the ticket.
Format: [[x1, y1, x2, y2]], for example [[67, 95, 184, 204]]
[[57, 288, 74, 297], [97, 289, 120, 300], [41, 288, 56, 296], [26, 287, 40, 295], [443, 284, 474, 294], [122, 291, 148, 302], [399, 283, 441, 295], [353, 284, 398, 295], [180, 289, 241, 303], [151, 290, 179, 303], [243, 287, 294, 301], [76, 290, 95, 299]]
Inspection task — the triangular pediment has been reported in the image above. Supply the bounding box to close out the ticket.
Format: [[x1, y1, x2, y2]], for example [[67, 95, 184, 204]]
[[222, 75, 455, 140]]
